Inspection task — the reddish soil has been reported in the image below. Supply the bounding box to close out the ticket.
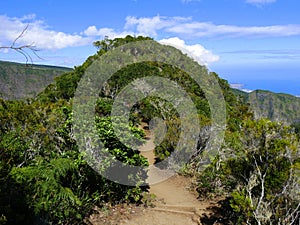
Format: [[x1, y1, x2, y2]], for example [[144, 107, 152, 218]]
[[86, 123, 220, 225]]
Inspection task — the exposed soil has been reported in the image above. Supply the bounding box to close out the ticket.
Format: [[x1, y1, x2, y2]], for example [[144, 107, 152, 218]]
[[138, 123, 156, 166], [121, 174, 217, 225], [86, 122, 220, 225]]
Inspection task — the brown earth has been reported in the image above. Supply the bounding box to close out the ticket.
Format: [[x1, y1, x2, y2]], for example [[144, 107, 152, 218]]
[[121, 174, 217, 225], [86, 122, 221, 225]]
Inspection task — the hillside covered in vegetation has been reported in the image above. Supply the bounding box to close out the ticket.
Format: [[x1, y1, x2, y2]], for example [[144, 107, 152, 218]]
[[232, 88, 300, 126], [0, 60, 71, 100], [248, 90, 300, 125], [0, 36, 299, 225]]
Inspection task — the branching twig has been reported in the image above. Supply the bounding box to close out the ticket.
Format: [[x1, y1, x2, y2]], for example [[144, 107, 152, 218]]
[[0, 24, 42, 64]]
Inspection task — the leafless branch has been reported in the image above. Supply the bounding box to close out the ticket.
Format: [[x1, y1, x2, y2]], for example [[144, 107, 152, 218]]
[[0, 25, 42, 64]]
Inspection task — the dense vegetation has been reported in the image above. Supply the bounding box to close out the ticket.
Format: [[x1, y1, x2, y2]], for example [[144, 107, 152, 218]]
[[0, 36, 299, 224], [196, 118, 300, 224]]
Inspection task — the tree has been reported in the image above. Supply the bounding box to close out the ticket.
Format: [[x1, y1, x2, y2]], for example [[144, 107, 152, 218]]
[[93, 35, 153, 55]]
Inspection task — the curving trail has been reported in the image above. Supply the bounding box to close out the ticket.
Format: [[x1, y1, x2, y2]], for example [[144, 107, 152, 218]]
[[87, 122, 219, 225], [120, 123, 215, 225]]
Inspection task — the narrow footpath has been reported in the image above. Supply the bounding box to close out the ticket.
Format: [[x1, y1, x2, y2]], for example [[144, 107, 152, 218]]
[[120, 123, 216, 225], [86, 122, 219, 225]]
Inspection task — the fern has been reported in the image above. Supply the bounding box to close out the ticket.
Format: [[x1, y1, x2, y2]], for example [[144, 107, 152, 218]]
[[9, 157, 80, 223]]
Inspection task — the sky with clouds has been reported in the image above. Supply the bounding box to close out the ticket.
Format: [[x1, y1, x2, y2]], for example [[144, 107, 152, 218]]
[[0, 0, 299, 95]]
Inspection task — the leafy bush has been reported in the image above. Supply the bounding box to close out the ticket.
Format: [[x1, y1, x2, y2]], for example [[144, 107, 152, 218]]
[[0, 96, 148, 224], [197, 119, 300, 224]]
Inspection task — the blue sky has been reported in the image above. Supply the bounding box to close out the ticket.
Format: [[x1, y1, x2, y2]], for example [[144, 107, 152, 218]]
[[0, 0, 300, 95]]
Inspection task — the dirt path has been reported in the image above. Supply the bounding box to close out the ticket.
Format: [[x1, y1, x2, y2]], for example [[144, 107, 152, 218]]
[[138, 123, 156, 166], [121, 174, 212, 225], [120, 123, 214, 225], [87, 123, 218, 225]]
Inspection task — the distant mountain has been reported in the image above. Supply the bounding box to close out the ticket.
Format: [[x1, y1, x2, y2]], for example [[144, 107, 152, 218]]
[[0, 60, 71, 100], [232, 88, 300, 125]]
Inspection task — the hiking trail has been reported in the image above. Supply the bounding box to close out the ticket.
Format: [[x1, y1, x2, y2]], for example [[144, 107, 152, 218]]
[[87, 122, 219, 225], [120, 122, 216, 225]]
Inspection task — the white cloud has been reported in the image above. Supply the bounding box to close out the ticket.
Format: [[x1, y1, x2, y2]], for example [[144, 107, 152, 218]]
[[83, 26, 134, 39], [181, 0, 202, 3], [0, 48, 9, 53], [0, 14, 91, 50], [159, 37, 219, 65], [2, 14, 300, 52], [83, 26, 105, 36], [124, 16, 191, 37], [123, 15, 300, 39], [125, 16, 162, 36], [230, 83, 253, 93], [222, 49, 300, 60], [246, 0, 276, 5], [83, 21, 220, 66], [167, 22, 300, 38], [2, 13, 300, 67]]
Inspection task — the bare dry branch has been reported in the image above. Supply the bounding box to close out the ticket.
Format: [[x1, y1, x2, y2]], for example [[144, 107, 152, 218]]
[[0, 25, 42, 64]]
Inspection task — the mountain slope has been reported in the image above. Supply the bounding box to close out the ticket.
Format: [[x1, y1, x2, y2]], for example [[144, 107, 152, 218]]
[[0, 60, 71, 100], [232, 88, 300, 125], [1, 36, 298, 225]]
